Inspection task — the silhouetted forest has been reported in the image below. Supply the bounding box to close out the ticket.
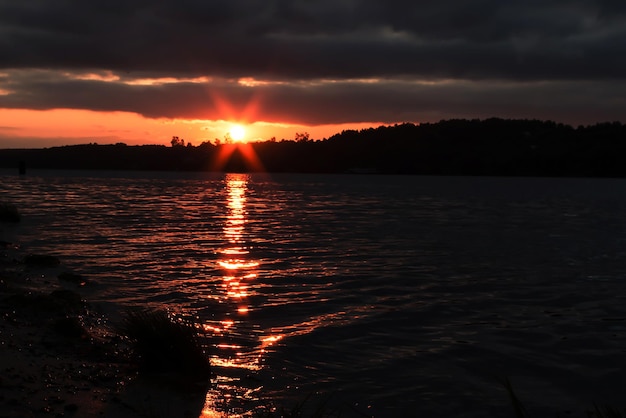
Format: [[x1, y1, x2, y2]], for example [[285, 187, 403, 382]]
[[2, 118, 626, 177]]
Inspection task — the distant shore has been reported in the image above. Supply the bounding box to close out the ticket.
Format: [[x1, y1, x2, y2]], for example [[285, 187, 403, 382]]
[[1, 119, 626, 177]]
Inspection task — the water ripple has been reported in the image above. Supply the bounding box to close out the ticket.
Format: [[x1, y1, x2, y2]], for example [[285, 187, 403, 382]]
[[3, 171, 626, 416]]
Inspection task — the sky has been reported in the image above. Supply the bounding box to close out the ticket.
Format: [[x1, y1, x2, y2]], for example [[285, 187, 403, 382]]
[[1, 0, 625, 148]]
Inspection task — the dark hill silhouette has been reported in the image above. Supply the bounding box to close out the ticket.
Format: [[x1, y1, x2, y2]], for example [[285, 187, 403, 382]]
[[1, 118, 626, 177]]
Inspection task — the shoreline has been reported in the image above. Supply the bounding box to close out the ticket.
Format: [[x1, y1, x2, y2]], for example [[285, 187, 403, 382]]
[[0, 241, 209, 418]]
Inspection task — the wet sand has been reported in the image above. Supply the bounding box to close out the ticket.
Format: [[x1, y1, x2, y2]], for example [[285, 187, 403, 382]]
[[0, 243, 207, 418]]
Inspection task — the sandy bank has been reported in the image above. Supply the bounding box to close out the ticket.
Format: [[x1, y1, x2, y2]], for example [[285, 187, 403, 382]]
[[0, 242, 208, 418]]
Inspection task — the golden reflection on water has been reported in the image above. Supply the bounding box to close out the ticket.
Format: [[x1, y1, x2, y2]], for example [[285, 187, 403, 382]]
[[218, 174, 258, 316], [202, 173, 282, 416]]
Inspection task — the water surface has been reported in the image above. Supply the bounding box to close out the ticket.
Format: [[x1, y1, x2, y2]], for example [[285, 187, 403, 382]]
[[2, 170, 626, 416]]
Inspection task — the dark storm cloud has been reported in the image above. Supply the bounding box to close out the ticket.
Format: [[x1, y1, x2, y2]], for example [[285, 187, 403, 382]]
[[1, 0, 625, 125], [1, 69, 624, 126], [2, 0, 626, 80]]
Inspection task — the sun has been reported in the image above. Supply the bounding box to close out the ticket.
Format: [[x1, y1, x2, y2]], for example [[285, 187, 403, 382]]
[[229, 124, 246, 142]]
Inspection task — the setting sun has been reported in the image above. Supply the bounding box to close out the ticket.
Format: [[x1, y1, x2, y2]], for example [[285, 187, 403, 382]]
[[229, 124, 246, 142]]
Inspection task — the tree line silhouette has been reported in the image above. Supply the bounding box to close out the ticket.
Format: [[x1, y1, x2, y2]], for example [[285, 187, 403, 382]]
[[1, 118, 626, 177]]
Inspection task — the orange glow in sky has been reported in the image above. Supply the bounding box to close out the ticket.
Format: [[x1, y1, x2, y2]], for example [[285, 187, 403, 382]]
[[0, 107, 383, 148]]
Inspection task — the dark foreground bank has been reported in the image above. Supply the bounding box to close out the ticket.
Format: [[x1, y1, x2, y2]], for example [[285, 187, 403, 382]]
[[0, 241, 209, 418]]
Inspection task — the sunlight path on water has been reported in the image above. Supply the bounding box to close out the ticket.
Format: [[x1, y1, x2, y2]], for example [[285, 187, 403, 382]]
[[202, 173, 282, 416]]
